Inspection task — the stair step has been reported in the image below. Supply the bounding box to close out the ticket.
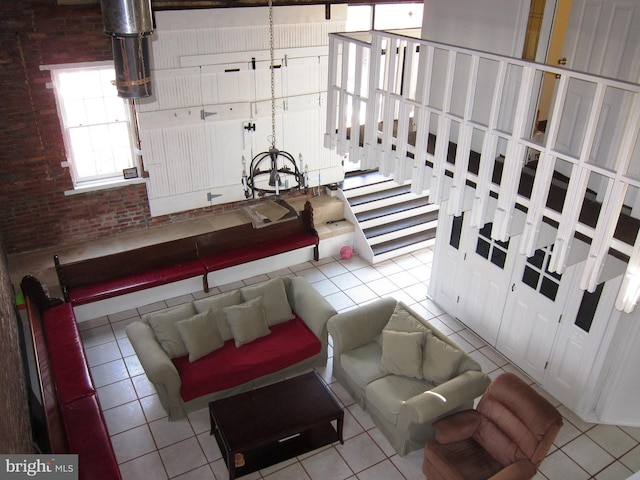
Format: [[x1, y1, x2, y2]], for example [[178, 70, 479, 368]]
[[359, 204, 438, 229], [371, 229, 437, 256], [363, 211, 439, 239], [341, 170, 390, 191], [348, 184, 413, 207], [355, 197, 429, 222]]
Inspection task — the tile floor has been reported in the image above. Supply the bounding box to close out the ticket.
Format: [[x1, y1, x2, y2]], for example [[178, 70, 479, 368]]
[[75, 248, 640, 480]]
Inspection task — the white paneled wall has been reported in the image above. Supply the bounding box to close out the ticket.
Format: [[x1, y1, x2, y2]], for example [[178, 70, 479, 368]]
[[136, 6, 347, 217]]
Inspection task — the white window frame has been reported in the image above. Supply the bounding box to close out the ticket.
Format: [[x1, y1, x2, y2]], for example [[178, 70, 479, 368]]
[[43, 61, 142, 192]]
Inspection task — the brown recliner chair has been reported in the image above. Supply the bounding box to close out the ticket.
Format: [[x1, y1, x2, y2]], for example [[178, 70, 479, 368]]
[[422, 372, 562, 480]]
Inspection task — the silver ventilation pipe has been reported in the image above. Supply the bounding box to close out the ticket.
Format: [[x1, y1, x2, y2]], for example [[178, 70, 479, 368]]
[[100, 0, 154, 98]]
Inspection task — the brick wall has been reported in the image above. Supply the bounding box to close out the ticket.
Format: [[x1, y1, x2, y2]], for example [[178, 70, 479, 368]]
[[0, 236, 32, 452], [0, 0, 257, 255]]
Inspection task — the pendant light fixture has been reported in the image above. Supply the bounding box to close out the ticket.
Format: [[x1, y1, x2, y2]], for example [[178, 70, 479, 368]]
[[241, 0, 308, 199]]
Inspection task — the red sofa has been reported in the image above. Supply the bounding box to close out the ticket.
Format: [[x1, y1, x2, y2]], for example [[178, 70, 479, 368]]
[[21, 275, 122, 480], [125, 276, 337, 420], [54, 201, 319, 305]]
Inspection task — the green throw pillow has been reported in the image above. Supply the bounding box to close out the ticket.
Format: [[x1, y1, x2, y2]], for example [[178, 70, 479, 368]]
[[223, 296, 271, 347], [422, 332, 464, 384], [176, 310, 224, 362], [241, 277, 294, 326], [379, 330, 425, 379], [145, 303, 196, 358], [193, 289, 243, 341]]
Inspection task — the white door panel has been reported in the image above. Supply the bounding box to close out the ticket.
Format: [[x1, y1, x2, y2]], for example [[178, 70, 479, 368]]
[[557, 0, 640, 199], [143, 124, 208, 199], [498, 294, 559, 382], [498, 252, 576, 383], [457, 266, 507, 345], [564, 0, 640, 82], [205, 120, 251, 187], [428, 212, 464, 315], [201, 65, 254, 105], [545, 274, 623, 413], [456, 222, 517, 346]]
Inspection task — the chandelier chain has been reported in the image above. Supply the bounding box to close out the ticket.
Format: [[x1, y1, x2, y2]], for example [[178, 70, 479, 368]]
[[268, 0, 276, 148]]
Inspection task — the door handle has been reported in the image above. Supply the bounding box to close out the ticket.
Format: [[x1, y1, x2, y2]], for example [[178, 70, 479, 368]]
[[556, 58, 567, 79], [511, 283, 515, 292]]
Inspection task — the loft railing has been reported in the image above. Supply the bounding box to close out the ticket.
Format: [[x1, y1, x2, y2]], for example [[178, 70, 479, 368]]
[[325, 29, 640, 312]]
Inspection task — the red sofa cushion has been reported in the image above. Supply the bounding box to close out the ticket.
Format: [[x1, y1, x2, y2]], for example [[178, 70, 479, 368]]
[[60, 394, 122, 480], [69, 260, 206, 305], [173, 316, 321, 401], [42, 302, 78, 341], [200, 233, 317, 272], [43, 304, 95, 404]]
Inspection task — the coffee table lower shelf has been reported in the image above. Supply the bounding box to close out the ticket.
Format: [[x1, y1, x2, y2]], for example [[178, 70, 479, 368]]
[[214, 422, 340, 478]]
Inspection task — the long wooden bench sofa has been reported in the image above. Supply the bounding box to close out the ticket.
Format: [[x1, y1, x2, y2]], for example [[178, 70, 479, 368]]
[[21, 275, 122, 480], [54, 201, 319, 319]]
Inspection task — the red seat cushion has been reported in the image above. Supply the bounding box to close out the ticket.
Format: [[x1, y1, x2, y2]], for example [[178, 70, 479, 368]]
[[200, 233, 317, 272], [69, 260, 206, 304], [42, 303, 78, 341], [173, 316, 321, 401], [43, 304, 95, 403], [60, 394, 122, 480]]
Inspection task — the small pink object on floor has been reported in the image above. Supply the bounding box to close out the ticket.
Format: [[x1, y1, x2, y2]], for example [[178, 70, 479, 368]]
[[340, 246, 353, 259]]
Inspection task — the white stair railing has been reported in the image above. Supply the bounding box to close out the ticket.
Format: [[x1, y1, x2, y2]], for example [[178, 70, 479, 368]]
[[325, 29, 640, 312]]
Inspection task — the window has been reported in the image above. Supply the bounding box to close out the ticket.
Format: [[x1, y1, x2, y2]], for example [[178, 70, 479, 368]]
[[522, 246, 562, 301], [449, 214, 463, 249], [575, 282, 604, 333], [50, 63, 137, 188], [475, 223, 510, 269]]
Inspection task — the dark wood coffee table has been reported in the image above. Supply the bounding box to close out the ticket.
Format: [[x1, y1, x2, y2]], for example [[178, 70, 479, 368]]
[[209, 371, 344, 479]]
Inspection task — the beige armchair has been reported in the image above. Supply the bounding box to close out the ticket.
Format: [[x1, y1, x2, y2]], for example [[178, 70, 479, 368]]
[[328, 298, 491, 455]]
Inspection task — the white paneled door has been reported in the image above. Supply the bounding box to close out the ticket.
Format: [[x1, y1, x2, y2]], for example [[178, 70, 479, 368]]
[[456, 222, 518, 346], [497, 246, 577, 383]]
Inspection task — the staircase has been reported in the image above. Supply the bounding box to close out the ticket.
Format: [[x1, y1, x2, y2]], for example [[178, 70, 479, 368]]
[[339, 170, 439, 264]]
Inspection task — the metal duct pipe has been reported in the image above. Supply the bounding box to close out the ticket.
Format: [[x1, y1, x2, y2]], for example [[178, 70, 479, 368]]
[[100, 0, 154, 98]]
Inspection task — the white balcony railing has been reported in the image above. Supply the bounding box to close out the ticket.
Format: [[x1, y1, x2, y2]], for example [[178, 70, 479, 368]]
[[324, 30, 640, 312]]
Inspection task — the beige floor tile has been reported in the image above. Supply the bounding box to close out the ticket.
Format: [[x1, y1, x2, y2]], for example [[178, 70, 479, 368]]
[[300, 447, 353, 480]]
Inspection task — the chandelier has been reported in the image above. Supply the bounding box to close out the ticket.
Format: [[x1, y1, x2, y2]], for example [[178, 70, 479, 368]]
[[241, 0, 308, 199]]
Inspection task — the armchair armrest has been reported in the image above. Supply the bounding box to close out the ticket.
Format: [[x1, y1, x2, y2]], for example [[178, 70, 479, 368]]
[[398, 370, 491, 432], [125, 321, 183, 419], [432, 409, 480, 443], [328, 297, 397, 354]]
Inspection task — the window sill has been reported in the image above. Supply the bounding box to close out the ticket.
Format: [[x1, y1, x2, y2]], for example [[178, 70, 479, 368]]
[[64, 177, 146, 196]]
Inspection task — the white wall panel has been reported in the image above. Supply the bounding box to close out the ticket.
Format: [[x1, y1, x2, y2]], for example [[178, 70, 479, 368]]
[[137, 6, 347, 217]]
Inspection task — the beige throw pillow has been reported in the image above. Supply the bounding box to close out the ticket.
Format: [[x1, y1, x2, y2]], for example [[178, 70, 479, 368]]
[[193, 289, 243, 341], [384, 301, 430, 333], [241, 277, 294, 326], [223, 296, 271, 347], [145, 303, 196, 358], [380, 330, 425, 379], [422, 332, 464, 384], [176, 310, 224, 362]]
